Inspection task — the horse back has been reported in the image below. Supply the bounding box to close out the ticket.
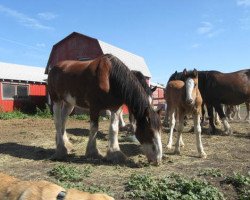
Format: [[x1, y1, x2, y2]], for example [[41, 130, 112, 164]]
[[47, 57, 114, 108]]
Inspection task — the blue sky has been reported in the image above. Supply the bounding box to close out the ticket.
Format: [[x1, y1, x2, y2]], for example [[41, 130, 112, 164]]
[[0, 0, 250, 84]]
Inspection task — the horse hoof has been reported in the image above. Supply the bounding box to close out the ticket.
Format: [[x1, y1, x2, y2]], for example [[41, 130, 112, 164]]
[[174, 150, 181, 155], [199, 152, 207, 159], [106, 150, 127, 163], [85, 150, 103, 160], [166, 144, 172, 149]]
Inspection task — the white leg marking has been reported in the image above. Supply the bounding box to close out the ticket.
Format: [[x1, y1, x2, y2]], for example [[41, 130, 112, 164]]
[[222, 117, 232, 134], [194, 114, 207, 158], [109, 109, 121, 152], [167, 110, 175, 149], [118, 110, 126, 128], [174, 113, 184, 155]]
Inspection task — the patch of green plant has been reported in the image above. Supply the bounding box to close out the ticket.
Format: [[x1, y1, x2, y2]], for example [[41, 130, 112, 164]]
[[48, 164, 92, 182], [0, 110, 29, 120], [198, 168, 223, 177], [125, 173, 225, 200], [71, 114, 90, 121], [223, 172, 250, 200], [35, 104, 52, 118], [58, 181, 112, 195]]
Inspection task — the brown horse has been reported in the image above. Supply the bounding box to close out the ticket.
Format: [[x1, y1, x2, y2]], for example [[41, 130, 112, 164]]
[[198, 69, 250, 134], [165, 69, 206, 158], [47, 54, 162, 164]]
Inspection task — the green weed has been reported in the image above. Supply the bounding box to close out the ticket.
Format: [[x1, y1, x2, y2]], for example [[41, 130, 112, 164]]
[[0, 110, 29, 120], [198, 168, 223, 177], [48, 164, 92, 182], [125, 173, 225, 200], [223, 172, 250, 200]]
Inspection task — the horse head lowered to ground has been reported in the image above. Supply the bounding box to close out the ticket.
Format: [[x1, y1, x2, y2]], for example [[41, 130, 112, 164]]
[[48, 54, 162, 164], [165, 69, 206, 158]]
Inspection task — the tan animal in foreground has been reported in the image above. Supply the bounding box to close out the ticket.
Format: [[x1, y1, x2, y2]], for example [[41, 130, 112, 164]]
[[0, 172, 114, 200]]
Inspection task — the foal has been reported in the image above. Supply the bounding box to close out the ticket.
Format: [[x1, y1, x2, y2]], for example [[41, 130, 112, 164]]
[[166, 69, 206, 158]]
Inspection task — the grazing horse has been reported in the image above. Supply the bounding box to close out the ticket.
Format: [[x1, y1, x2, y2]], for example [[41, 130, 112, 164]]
[[47, 54, 162, 164], [198, 69, 250, 134], [165, 69, 206, 158], [118, 71, 157, 129]]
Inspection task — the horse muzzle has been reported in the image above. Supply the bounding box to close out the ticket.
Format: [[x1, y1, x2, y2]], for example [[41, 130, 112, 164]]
[[186, 98, 194, 105]]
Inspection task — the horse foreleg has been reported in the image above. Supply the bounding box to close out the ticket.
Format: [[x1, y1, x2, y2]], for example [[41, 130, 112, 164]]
[[193, 113, 207, 158], [86, 111, 102, 159], [166, 108, 175, 149], [174, 112, 184, 155], [106, 107, 127, 163], [215, 104, 232, 135], [51, 101, 68, 160]]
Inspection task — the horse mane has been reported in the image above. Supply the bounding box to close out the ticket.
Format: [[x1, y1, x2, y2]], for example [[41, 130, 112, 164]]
[[105, 54, 151, 120], [132, 71, 152, 96]]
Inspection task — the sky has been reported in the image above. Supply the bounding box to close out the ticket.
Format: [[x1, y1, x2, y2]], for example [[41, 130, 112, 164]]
[[0, 0, 250, 85]]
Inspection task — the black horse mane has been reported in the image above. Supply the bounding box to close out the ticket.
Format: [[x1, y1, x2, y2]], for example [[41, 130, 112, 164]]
[[105, 54, 155, 121], [132, 71, 153, 96]]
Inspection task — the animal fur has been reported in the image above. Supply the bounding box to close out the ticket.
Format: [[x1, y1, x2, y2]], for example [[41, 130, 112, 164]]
[[0, 172, 114, 200]]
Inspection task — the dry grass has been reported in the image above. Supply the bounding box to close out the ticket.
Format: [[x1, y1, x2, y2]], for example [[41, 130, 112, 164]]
[[0, 113, 249, 199]]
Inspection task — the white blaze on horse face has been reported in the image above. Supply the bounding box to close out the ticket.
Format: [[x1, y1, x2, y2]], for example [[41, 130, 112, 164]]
[[185, 78, 195, 104], [142, 132, 162, 165]]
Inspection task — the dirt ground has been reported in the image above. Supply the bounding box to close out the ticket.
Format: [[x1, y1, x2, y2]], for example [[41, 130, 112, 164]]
[[0, 111, 249, 199]]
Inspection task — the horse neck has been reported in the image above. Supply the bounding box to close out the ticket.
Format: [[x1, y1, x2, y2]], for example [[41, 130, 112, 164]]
[[108, 56, 150, 120]]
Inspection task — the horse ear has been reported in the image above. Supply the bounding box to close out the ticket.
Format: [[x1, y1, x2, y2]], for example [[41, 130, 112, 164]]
[[97, 57, 111, 93], [183, 68, 187, 76], [151, 86, 157, 93], [193, 68, 198, 77]]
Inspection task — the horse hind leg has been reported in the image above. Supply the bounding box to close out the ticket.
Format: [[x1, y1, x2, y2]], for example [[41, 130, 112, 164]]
[[60, 102, 74, 153], [193, 113, 207, 158], [51, 101, 70, 160], [215, 104, 232, 135], [166, 108, 175, 149], [106, 107, 127, 163], [174, 112, 184, 155]]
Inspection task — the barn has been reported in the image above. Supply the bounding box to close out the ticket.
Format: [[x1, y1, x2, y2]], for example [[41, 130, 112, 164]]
[[45, 32, 165, 112], [0, 62, 47, 112]]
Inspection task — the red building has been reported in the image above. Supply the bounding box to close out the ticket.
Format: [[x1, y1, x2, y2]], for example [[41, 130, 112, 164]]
[[0, 62, 47, 112]]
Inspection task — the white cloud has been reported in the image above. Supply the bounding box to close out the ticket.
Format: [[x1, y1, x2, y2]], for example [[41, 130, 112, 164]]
[[197, 22, 213, 34], [0, 4, 53, 30], [38, 12, 57, 20], [197, 21, 223, 38], [237, 0, 250, 7]]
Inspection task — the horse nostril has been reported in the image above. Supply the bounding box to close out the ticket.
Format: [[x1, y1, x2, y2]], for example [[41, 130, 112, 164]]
[[186, 99, 193, 104]]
